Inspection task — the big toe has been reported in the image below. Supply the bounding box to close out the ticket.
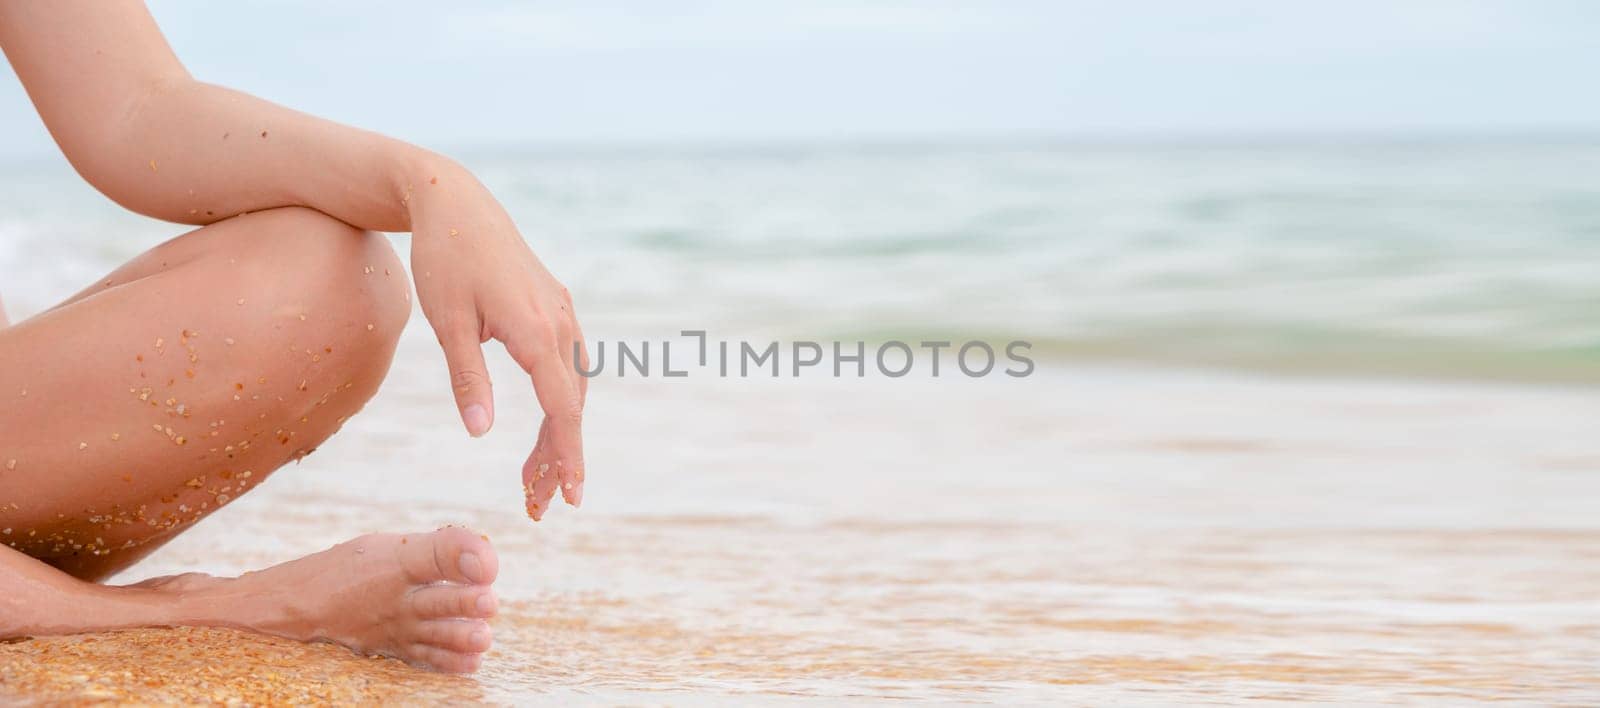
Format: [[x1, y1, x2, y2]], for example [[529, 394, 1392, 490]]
[[399, 526, 498, 586]]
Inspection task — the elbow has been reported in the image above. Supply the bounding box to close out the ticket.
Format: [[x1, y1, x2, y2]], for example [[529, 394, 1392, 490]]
[[54, 76, 211, 225]]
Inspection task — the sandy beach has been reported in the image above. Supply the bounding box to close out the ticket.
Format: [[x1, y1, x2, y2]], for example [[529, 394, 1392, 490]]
[[3, 318, 1597, 703]]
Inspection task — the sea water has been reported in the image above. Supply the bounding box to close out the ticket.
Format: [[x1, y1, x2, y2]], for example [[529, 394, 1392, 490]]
[[3, 139, 1599, 703]]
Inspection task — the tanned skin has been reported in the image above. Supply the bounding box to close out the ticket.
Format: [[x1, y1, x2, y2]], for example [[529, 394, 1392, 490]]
[[0, 1, 590, 672]]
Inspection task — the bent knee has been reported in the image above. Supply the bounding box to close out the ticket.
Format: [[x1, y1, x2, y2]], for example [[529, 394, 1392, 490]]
[[112, 207, 412, 420], [174, 208, 412, 399], [224, 207, 411, 342]]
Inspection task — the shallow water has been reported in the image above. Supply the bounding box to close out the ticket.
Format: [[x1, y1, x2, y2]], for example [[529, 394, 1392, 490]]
[[38, 332, 1590, 704]]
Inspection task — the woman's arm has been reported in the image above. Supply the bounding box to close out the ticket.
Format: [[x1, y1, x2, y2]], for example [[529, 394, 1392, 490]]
[[0, 1, 587, 515], [0, 1, 415, 230]]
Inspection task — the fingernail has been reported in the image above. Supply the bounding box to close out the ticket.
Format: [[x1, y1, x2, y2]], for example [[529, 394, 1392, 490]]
[[470, 625, 492, 650], [459, 552, 484, 583], [476, 592, 496, 615], [463, 404, 490, 437]]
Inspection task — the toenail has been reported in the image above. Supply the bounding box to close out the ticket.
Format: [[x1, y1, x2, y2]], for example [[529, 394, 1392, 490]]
[[476, 593, 495, 614], [459, 552, 483, 582]]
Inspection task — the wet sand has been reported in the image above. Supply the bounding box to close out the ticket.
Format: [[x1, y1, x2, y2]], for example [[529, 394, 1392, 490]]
[[3, 326, 1599, 704]]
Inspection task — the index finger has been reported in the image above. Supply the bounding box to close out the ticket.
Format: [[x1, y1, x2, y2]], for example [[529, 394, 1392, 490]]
[[503, 329, 584, 507]]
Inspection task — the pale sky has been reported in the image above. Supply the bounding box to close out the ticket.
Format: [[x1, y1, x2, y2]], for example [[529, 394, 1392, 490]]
[[0, 0, 1596, 157]]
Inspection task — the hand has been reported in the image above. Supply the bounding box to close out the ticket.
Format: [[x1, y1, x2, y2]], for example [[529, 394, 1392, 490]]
[[405, 159, 588, 519]]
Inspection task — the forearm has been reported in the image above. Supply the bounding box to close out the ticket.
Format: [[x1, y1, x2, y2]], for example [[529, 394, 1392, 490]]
[[97, 77, 442, 232], [0, 0, 470, 233]]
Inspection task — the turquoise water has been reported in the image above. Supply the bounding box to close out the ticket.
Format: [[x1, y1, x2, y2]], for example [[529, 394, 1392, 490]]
[[4, 138, 1599, 383]]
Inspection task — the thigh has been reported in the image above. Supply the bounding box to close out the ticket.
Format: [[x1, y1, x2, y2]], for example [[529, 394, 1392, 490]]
[[0, 207, 409, 580]]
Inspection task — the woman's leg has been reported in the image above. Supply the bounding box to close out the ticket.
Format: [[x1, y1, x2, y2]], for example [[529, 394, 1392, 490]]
[[0, 207, 499, 672], [3, 205, 412, 576]]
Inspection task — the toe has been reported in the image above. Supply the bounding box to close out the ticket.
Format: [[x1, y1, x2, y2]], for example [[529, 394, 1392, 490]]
[[413, 618, 494, 654], [406, 643, 485, 674], [399, 526, 498, 585], [410, 584, 497, 619]]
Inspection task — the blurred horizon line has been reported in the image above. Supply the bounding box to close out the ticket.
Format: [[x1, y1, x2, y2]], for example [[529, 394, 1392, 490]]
[[447, 127, 1600, 160], [4, 126, 1600, 168]]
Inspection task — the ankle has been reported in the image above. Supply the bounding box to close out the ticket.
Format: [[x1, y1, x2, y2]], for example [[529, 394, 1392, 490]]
[[137, 572, 279, 637], [130, 571, 221, 593]]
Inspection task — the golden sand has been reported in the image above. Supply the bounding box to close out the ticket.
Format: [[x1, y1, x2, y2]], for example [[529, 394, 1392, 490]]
[[0, 627, 480, 705]]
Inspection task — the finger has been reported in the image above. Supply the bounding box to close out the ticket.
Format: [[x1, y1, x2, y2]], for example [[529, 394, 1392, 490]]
[[534, 460, 560, 521], [566, 318, 591, 506], [571, 318, 590, 406], [504, 328, 584, 508], [521, 420, 545, 519], [534, 419, 561, 515], [436, 315, 495, 437], [562, 291, 590, 405], [522, 420, 561, 521]]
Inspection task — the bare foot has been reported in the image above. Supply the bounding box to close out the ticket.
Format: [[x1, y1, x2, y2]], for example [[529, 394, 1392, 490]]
[[182, 527, 501, 673], [2, 527, 499, 672]]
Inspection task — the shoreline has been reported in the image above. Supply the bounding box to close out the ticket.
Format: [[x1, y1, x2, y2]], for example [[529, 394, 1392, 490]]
[[4, 355, 1597, 703]]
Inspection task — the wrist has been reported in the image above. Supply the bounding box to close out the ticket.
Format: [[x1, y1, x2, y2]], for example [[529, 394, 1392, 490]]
[[392, 149, 478, 233]]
